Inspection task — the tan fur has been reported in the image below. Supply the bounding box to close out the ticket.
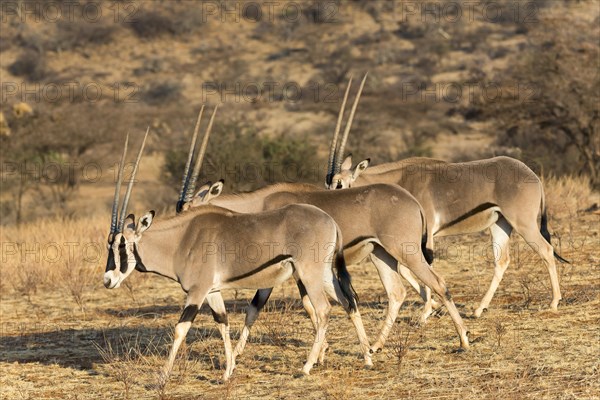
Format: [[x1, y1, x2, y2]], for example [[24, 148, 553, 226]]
[[188, 182, 470, 354], [332, 155, 563, 317]]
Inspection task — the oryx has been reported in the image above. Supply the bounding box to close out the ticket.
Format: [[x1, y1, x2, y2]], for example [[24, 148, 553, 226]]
[[103, 123, 372, 383], [325, 76, 569, 318], [177, 106, 470, 356]]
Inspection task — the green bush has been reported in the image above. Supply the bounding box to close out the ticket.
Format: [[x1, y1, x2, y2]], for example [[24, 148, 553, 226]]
[[163, 119, 320, 196]]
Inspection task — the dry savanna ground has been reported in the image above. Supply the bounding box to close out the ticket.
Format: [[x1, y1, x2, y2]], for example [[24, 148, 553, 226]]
[[0, 177, 599, 399]]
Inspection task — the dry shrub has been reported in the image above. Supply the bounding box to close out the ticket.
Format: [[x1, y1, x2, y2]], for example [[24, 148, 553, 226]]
[[8, 49, 52, 82], [256, 299, 300, 347], [51, 20, 117, 51], [95, 333, 152, 399], [493, 320, 508, 349], [0, 215, 106, 294], [59, 260, 95, 313], [387, 316, 422, 370], [543, 175, 596, 218], [11, 262, 46, 302], [129, 10, 176, 38], [141, 81, 182, 105]]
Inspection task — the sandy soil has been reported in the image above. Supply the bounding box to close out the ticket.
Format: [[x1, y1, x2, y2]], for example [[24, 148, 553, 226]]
[[1, 209, 598, 400]]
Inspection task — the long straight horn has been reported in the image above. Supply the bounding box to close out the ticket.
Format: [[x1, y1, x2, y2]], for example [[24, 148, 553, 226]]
[[326, 76, 353, 184], [185, 105, 218, 202], [335, 72, 368, 172], [118, 127, 150, 231], [110, 133, 129, 234], [178, 106, 204, 205]]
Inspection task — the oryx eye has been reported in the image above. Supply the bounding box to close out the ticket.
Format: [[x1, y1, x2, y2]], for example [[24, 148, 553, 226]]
[[118, 243, 126, 249]]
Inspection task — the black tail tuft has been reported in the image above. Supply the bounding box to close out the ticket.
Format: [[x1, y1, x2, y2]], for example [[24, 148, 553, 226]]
[[553, 251, 570, 264], [422, 229, 434, 265], [540, 208, 552, 243], [335, 251, 359, 312], [541, 207, 571, 264], [421, 222, 433, 265]]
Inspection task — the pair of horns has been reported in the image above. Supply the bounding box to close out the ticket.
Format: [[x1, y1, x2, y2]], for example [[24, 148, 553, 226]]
[[110, 127, 150, 234], [177, 105, 218, 212], [326, 73, 368, 185]]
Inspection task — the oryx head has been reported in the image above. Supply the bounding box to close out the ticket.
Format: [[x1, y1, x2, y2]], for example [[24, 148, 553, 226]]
[[325, 73, 369, 190], [329, 155, 370, 189], [105, 128, 154, 289], [175, 105, 222, 213]]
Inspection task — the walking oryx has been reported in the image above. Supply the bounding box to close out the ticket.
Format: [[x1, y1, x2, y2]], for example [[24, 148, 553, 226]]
[[177, 108, 470, 356], [103, 125, 372, 383], [324, 75, 569, 318]]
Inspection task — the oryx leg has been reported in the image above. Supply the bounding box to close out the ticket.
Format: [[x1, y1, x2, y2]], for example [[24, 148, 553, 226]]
[[420, 230, 441, 314], [296, 281, 329, 364], [474, 216, 513, 317], [161, 286, 210, 385], [515, 222, 562, 311], [370, 253, 406, 353], [205, 292, 234, 381], [321, 269, 372, 367], [296, 276, 331, 376], [232, 288, 273, 359], [397, 264, 437, 323], [381, 245, 470, 350]]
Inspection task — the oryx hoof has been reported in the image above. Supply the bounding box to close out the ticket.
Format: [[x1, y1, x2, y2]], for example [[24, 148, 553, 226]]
[[369, 345, 383, 354], [295, 369, 310, 379], [473, 308, 487, 318]]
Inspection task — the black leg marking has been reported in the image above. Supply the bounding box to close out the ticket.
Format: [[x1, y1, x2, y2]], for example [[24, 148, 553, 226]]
[[251, 288, 273, 310], [445, 290, 453, 301], [210, 309, 228, 325], [179, 305, 199, 323]]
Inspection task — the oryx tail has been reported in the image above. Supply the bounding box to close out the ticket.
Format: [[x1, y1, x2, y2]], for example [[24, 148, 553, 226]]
[[539, 186, 570, 264], [333, 223, 358, 312]]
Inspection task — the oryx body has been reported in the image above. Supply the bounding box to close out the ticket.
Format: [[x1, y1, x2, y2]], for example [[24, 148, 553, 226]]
[[176, 97, 468, 358], [331, 155, 566, 318], [103, 128, 372, 383], [188, 182, 470, 355], [324, 75, 567, 318]]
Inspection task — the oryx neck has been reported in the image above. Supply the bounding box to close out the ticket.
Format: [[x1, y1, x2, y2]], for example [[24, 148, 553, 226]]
[[134, 226, 179, 282]]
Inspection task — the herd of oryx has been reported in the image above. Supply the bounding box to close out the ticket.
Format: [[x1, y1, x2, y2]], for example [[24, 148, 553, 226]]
[[103, 74, 568, 383]]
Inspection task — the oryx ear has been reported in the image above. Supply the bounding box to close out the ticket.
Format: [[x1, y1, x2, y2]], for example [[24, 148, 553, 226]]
[[341, 154, 353, 171], [352, 158, 370, 180], [193, 181, 213, 202], [124, 214, 136, 232], [205, 179, 224, 202], [135, 210, 155, 235]]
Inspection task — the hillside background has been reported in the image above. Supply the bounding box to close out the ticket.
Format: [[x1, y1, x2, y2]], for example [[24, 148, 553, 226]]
[[1, 0, 598, 225]]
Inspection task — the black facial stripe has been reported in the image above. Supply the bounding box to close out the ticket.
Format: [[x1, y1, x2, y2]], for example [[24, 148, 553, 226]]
[[106, 248, 116, 272], [178, 305, 199, 323], [133, 245, 147, 272], [119, 236, 129, 273]]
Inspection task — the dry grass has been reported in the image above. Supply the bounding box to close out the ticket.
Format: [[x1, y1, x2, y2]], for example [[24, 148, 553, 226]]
[[1, 177, 599, 399]]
